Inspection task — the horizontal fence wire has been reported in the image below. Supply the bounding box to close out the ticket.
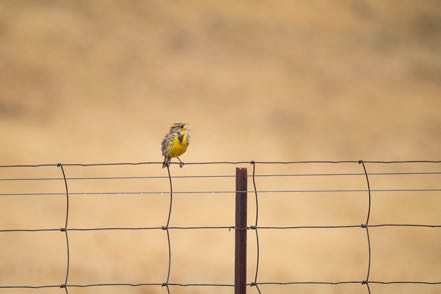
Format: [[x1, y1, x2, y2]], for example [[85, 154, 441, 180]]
[[1, 160, 441, 168], [2, 171, 441, 181], [1, 224, 440, 234], [1, 189, 441, 197], [0, 160, 440, 292]]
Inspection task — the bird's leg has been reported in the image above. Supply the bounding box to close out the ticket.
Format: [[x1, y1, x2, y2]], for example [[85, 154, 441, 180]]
[[177, 157, 184, 168]]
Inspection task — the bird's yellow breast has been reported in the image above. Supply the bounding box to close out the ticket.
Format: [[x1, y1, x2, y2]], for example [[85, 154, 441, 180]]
[[167, 130, 190, 157]]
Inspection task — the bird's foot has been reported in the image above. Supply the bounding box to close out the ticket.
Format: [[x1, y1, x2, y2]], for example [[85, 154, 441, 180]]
[[177, 157, 184, 168]]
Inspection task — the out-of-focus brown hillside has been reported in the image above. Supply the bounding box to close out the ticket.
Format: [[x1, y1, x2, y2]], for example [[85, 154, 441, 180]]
[[1, 0, 440, 162], [0, 1, 440, 293]]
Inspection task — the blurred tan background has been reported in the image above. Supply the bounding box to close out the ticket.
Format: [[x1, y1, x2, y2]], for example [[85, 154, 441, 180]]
[[0, 0, 440, 293]]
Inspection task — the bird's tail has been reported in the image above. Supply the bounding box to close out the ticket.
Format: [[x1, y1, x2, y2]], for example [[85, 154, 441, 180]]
[[162, 156, 170, 168]]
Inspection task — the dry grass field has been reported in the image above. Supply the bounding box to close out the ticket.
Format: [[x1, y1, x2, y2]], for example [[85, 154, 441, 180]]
[[0, 1, 440, 293]]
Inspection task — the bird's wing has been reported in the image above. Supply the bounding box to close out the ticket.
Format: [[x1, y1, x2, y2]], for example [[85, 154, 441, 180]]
[[161, 132, 174, 156]]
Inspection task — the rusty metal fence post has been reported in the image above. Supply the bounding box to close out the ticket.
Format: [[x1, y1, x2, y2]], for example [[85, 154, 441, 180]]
[[235, 168, 247, 294]]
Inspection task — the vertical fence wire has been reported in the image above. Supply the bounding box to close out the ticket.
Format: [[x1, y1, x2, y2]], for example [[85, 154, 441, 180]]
[[359, 160, 372, 294], [57, 163, 70, 293], [162, 165, 173, 293], [250, 161, 262, 294]]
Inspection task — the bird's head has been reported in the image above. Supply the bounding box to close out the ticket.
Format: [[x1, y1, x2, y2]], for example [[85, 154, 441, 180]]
[[170, 122, 189, 132]]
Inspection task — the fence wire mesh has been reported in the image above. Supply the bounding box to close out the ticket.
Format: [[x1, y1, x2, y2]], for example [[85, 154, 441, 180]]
[[0, 160, 440, 293]]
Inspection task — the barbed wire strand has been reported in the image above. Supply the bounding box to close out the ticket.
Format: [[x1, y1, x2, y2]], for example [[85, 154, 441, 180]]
[[57, 163, 70, 293], [359, 160, 372, 294], [249, 161, 262, 294]]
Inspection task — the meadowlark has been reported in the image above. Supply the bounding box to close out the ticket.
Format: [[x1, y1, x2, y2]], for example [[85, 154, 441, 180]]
[[161, 123, 191, 168]]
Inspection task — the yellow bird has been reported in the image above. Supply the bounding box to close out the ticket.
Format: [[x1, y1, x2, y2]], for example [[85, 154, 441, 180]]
[[161, 123, 191, 168]]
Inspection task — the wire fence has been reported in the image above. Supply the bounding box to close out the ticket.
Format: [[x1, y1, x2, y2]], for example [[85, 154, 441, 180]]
[[0, 160, 440, 293]]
